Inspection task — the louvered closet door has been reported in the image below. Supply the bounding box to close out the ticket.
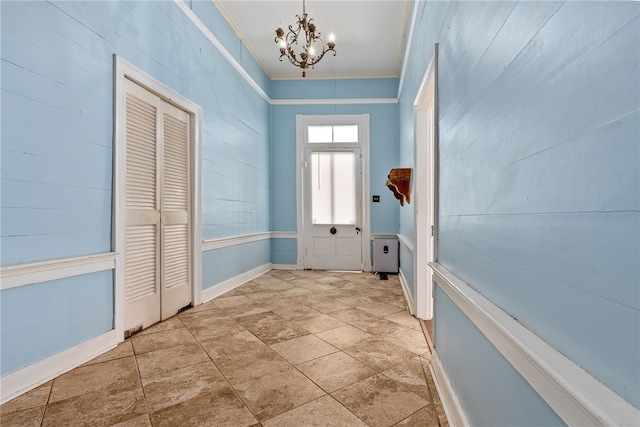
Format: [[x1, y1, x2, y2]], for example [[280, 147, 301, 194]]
[[159, 102, 191, 319], [123, 79, 192, 332]]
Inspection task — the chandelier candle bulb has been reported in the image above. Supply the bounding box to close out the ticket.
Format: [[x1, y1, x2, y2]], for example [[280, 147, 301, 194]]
[[274, 0, 337, 77]]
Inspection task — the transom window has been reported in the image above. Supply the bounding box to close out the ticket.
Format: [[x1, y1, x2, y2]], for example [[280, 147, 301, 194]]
[[307, 125, 359, 143]]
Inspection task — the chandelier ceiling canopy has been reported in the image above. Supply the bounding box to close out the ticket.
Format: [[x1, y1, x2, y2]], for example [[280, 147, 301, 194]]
[[274, 0, 336, 78]]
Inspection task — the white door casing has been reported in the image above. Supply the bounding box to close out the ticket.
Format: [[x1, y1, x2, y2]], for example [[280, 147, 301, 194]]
[[296, 115, 371, 272], [114, 56, 202, 340], [413, 45, 439, 319]]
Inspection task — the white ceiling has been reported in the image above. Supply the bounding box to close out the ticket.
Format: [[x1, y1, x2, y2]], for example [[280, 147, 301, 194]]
[[215, 0, 410, 80]]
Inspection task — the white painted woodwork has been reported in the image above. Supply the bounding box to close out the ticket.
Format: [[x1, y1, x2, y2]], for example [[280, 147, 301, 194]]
[[123, 79, 191, 332], [296, 114, 371, 272], [304, 148, 362, 271], [413, 47, 438, 320], [0, 253, 116, 290]]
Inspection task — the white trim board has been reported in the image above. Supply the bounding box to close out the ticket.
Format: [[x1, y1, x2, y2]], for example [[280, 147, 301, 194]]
[[0, 253, 116, 290], [0, 330, 118, 404], [429, 351, 470, 427], [173, 0, 270, 103], [202, 232, 271, 252], [271, 231, 297, 239], [398, 268, 416, 316], [201, 263, 271, 303], [272, 264, 299, 270], [430, 262, 640, 426], [397, 233, 414, 252], [270, 98, 397, 106]]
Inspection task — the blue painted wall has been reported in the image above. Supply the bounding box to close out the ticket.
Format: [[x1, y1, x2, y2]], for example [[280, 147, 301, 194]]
[[399, 0, 640, 415], [202, 240, 271, 290], [0, 271, 113, 376], [1, 0, 271, 377], [271, 238, 297, 266], [434, 286, 565, 427]]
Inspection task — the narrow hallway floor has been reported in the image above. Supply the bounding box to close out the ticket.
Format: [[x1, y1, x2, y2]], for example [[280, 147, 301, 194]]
[[1, 270, 448, 427]]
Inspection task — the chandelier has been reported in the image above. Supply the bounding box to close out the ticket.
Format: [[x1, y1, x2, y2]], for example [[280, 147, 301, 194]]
[[274, 0, 336, 77]]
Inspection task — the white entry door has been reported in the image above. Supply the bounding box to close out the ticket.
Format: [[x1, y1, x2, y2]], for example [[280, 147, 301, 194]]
[[304, 148, 362, 270], [123, 78, 192, 333]]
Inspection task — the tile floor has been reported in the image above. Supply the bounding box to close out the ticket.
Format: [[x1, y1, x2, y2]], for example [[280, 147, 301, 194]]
[[1, 270, 448, 427]]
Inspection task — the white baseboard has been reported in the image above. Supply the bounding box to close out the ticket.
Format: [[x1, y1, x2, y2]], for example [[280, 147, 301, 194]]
[[271, 264, 298, 270], [0, 330, 118, 404], [398, 268, 416, 315], [201, 263, 272, 303], [430, 350, 470, 426]]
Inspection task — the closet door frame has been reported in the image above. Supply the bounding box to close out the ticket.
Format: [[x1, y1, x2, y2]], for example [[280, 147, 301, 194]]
[[113, 55, 202, 342]]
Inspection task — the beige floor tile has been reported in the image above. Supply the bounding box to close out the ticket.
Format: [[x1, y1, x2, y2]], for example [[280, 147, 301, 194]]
[[0, 380, 51, 414], [49, 356, 139, 403], [270, 334, 338, 364], [345, 340, 417, 372], [110, 414, 153, 426], [382, 357, 430, 400], [297, 351, 376, 393], [178, 304, 228, 318], [83, 341, 134, 367], [330, 307, 383, 329], [262, 395, 368, 427], [0, 405, 45, 427], [137, 316, 184, 336], [42, 383, 147, 427], [131, 327, 195, 355], [271, 304, 323, 320], [394, 406, 440, 427], [184, 317, 246, 341], [295, 294, 351, 313], [235, 311, 284, 328], [136, 342, 210, 379], [213, 347, 290, 385], [149, 386, 257, 427], [223, 304, 271, 318], [141, 361, 228, 413], [315, 325, 376, 350], [364, 319, 411, 338], [199, 330, 267, 359], [384, 328, 431, 355], [386, 311, 422, 331], [233, 367, 325, 422], [247, 319, 311, 345], [331, 374, 428, 427], [291, 313, 347, 333], [358, 301, 404, 317], [8, 270, 447, 427], [213, 294, 255, 309]]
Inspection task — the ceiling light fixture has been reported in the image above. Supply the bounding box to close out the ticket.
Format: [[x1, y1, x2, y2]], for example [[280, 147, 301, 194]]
[[275, 0, 336, 77]]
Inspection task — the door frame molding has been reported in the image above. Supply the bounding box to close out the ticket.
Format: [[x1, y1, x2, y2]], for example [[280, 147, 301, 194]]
[[113, 55, 202, 340], [412, 44, 439, 319], [295, 114, 371, 271]]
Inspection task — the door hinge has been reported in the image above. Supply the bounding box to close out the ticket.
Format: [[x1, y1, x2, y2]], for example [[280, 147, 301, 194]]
[[431, 225, 435, 236]]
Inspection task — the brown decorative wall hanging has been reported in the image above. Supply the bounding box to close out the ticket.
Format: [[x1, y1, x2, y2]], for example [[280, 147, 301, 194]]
[[386, 168, 412, 206]]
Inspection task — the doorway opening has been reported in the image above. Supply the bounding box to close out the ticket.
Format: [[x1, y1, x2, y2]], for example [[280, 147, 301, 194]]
[[114, 56, 203, 340], [296, 115, 371, 271]]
